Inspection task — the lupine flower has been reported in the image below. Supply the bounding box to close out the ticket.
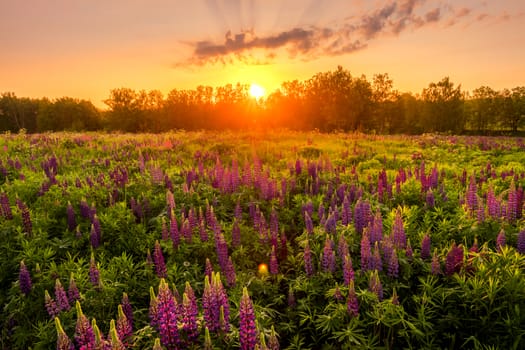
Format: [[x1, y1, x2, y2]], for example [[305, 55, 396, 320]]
[[45, 290, 60, 319], [517, 229, 525, 254], [67, 273, 80, 304], [203, 272, 231, 333], [121, 293, 133, 330], [347, 280, 359, 317], [239, 287, 257, 350], [322, 236, 336, 273], [74, 301, 95, 349], [213, 273, 230, 333], [270, 246, 279, 275], [55, 279, 70, 311], [304, 212, 313, 235], [369, 270, 383, 301], [116, 304, 132, 346], [421, 233, 431, 260], [108, 319, 126, 350], [268, 325, 280, 350], [343, 254, 355, 286], [445, 243, 463, 276], [225, 256, 237, 287], [406, 239, 413, 259], [496, 229, 506, 252], [280, 231, 288, 261], [55, 317, 74, 350], [161, 217, 169, 241], [387, 249, 399, 278], [466, 175, 478, 213], [170, 210, 180, 250], [182, 219, 192, 244], [156, 279, 179, 349], [66, 202, 76, 232], [205, 258, 214, 282], [90, 215, 102, 248], [0, 192, 12, 219], [304, 240, 314, 277], [372, 242, 382, 272], [16, 198, 32, 236], [392, 210, 406, 249], [89, 253, 101, 288], [149, 287, 159, 328], [181, 282, 199, 344], [153, 240, 167, 279], [334, 284, 343, 301], [426, 190, 435, 208], [507, 180, 518, 222], [391, 289, 400, 306], [360, 232, 372, 272], [337, 235, 349, 261], [431, 249, 441, 275], [19, 261, 32, 295], [153, 338, 163, 350]]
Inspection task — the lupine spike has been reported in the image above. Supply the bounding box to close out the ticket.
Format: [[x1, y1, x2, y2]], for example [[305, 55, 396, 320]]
[[116, 304, 132, 346], [89, 253, 101, 288], [204, 327, 213, 350], [517, 229, 525, 254], [153, 240, 167, 279], [45, 289, 59, 319], [92, 318, 107, 349], [19, 260, 32, 295], [270, 245, 279, 275], [431, 249, 441, 275], [268, 325, 280, 350], [347, 280, 359, 317], [55, 279, 70, 311], [55, 317, 74, 350], [304, 239, 314, 277], [68, 273, 80, 304], [109, 319, 126, 350], [153, 338, 163, 350], [239, 287, 257, 350], [156, 278, 179, 348], [149, 286, 159, 327], [75, 301, 95, 349], [421, 233, 431, 260]]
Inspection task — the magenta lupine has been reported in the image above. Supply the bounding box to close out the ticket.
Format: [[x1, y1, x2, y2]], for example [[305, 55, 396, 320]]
[[182, 282, 198, 343], [153, 240, 167, 279], [225, 256, 237, 287], [466, 175, 478, 213], [496, 229, 506, 252], [303, 240, 314, 277], [517, 229, 525, 254], [121, 293, 133, 330], [66, 202, 76, 232], [116, 304, 132, 346], [372, 242, 382, 272], [202, 275, 218, 332], [322, 236, 336, 273], [170, 210, 180, 249], [239, 287, 258, 350], [387, 249, 399, 278], [232, 218, 241, 247], [347, 280, 359, 317], [392, 210, 406, 249], [270, 246, 279, 275], [507, 180, 518, 222], [45, 290, 60, 319], [16, 198, 32, 236], [67, 273, 80, 304], [108, 319, 126, 350], [431, 249, 441, 275], [360, 232, 372, 272], [445, 243, 463, 276], [214, 273, 230, 333], [19, 261, 32, 295], [55, 279, 70, 311], [343, 254, 355, 286], [156, 279, 180, 349], [421, 233, 431, 260], [75, 301, 95, 349], [205, 258, 214, 282], [55, 317, 74, 350], [369, 270, 383, 301], [89, 253, 101, 288], [0, 192, 12, 219]]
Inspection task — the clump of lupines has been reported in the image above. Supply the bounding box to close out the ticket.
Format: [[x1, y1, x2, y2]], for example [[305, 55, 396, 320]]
[[239, 287, 258, 350], [203, 272, 230, 333], [19, 260, 32, 295], [153, 240, 167, 279], [74, 301, 95, 349]]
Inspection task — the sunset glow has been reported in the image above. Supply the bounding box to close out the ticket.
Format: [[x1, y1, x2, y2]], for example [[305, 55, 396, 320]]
[[249, 83, 265, 99]]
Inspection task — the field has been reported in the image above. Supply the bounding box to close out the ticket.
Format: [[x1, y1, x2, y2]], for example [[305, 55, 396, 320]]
[[2, 130, 525, 349]]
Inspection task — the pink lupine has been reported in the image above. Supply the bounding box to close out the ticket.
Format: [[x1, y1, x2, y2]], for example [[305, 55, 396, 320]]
[[74, 301, 95, 349], [55, 279, 70, 312], [45, 290, 60, 319], [343, 254, 355, 286], [170, 210, 180, 249], [116, 304, 132, 346], [239, 287, 257, 350], [181, 282, 199, 344], [156, 279, 180, 349], [387, 249, 399, 278], [347, 280, 359, 317], [16, 198, 32, 236]]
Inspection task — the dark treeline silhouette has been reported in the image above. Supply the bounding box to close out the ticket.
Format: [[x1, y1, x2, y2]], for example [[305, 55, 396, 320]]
[[1, 66, 524, 134]]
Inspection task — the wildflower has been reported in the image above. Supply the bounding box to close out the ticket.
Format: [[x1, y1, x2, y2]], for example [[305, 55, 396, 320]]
[[67, 273, 80, 304], [392, 210, 406, 249], [496, 229, 506, 252], [304, 240, 314, 277], [89, 253, 101, 288], [153, 240, 167, 279], [0, 192, 12, 219], [121, 293, 133, 330], [369, 270, 383, 301], [16, 198, 32, 236], [466, 175, 478, 212], [55, 317, 74, 350], [387, 249, 399, 278], [66, 202, 76, 232], [517, 229, 525, 254], [225, 256, 237, 287], [371, 242, 382, 272], [156, 279, 179, 349], [337, 235, 349, 261], [45, 290, 60, 319], [232, 218, 241, 247], [431, 249, 441, 275], [90, 215, 102, 248], [360, 232, 372, 272], [153, 338, 163, 350], [74, 301, 95, 349], [343, 254, 355, 286], [322, 236, 336, 273], [149, 287, 159, 328], [170, 210, 180, 249], [204, 327, 213, 350], [116, 304, 132, 346], [347, 280, 359, 317], [445, 243, 463, 276], [270, 246, 279, 275], [108, 319, 126, 350], [421, 233, 431, 260], [239, 287, 257, 350], [19, 261, 32, 295], [181, 282, 199, 344], [55, 279, 70, 312]]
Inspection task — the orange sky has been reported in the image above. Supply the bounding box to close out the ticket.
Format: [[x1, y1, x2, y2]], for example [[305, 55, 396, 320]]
[[1, 1, 524, 108]]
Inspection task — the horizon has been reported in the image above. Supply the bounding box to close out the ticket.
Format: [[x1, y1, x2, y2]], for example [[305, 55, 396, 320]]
[[1, 1, 524, 108]]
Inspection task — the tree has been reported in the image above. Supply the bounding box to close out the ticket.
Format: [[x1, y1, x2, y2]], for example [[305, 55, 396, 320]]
[[469, 86, 498, 133], [104, 88, 143, 132], [422, 77, 464, 133], [37, 97, 100, 132]]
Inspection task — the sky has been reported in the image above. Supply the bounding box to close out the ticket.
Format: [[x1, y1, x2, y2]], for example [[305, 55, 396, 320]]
[[1, 0, 524, 108]]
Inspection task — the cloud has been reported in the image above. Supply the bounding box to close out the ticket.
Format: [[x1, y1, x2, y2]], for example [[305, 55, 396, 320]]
[[181, 0, 488, 66]]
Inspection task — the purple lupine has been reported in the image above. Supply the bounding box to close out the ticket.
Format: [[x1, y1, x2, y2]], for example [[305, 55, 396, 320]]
[[161, 217, 169, 241], [182, 282, 199, 343], [496, 229, 506, 252], [360, 232, 372, 272], [156, 278, 180, 349], [270, 246, 279, 275], [55, 317, 74, 350], [74, 301, 95, 349], [322, 236, 336, 273], [205, 258, 214, 282], [67, 273, 80, 304], [214, 273, 230, 333], [19, 261, 32, 295], [66, 202, 76, 232], [341, 195, 351, 226], [109, 319, 126, 350], [343, 254, 355, 286], [225, 256, 237, 287], [304, 212, 314, 235], [334, 284, 343, 301], [199, 217, 208, 242], [153, 240, 167, 279], [426, 190, 435, 208], [507, 180, 518, 222], [371, 242, 382, 272], [347, 280, 359, 317], [121, 293, 133, 330], [431, 249, 441, 275], [280, 231, 288, 261], [406, 239, 413, 259], [370, 210, 383, 244], [202, 275, 218, 332], [239, 287, 257, 350], [369, 270, 383, 301], [517, 229, 525, 254], [445, 243, 463, 276], [170, 210, 180, 250], [466, 175, 478, 213], [0, 192, 12, 219], [45, 290, 60, 319], [89, 253, 101, 288], [55, 279, 70, 312], [116, 304, 132, 346], [421, 233, 431, 260], [337, 235, 349, 261], [90, 215, 102, 248], [392, 210, 406, 249], [232, 218, 241, 247], [16, 198, 32, 236], [304, 240, 314, 277], [387, 249, 399, 278], [215, 232, 229, 271]]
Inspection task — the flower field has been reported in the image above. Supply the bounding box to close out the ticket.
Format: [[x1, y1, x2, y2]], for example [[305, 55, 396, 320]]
[[2, 130, 525, 349]]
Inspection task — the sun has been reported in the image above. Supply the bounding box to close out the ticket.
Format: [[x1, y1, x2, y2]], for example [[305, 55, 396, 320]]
[[249, 83, 266, 99]]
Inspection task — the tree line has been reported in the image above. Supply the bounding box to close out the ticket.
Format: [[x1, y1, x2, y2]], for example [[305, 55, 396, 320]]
[[1, 66, 524, 134]]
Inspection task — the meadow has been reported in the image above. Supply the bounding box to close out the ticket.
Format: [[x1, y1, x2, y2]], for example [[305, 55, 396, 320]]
[[1, 130, 525, 349]]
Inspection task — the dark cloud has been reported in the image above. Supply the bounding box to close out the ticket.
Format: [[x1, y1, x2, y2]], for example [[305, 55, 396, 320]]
[[182, 0, 488, 66]]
